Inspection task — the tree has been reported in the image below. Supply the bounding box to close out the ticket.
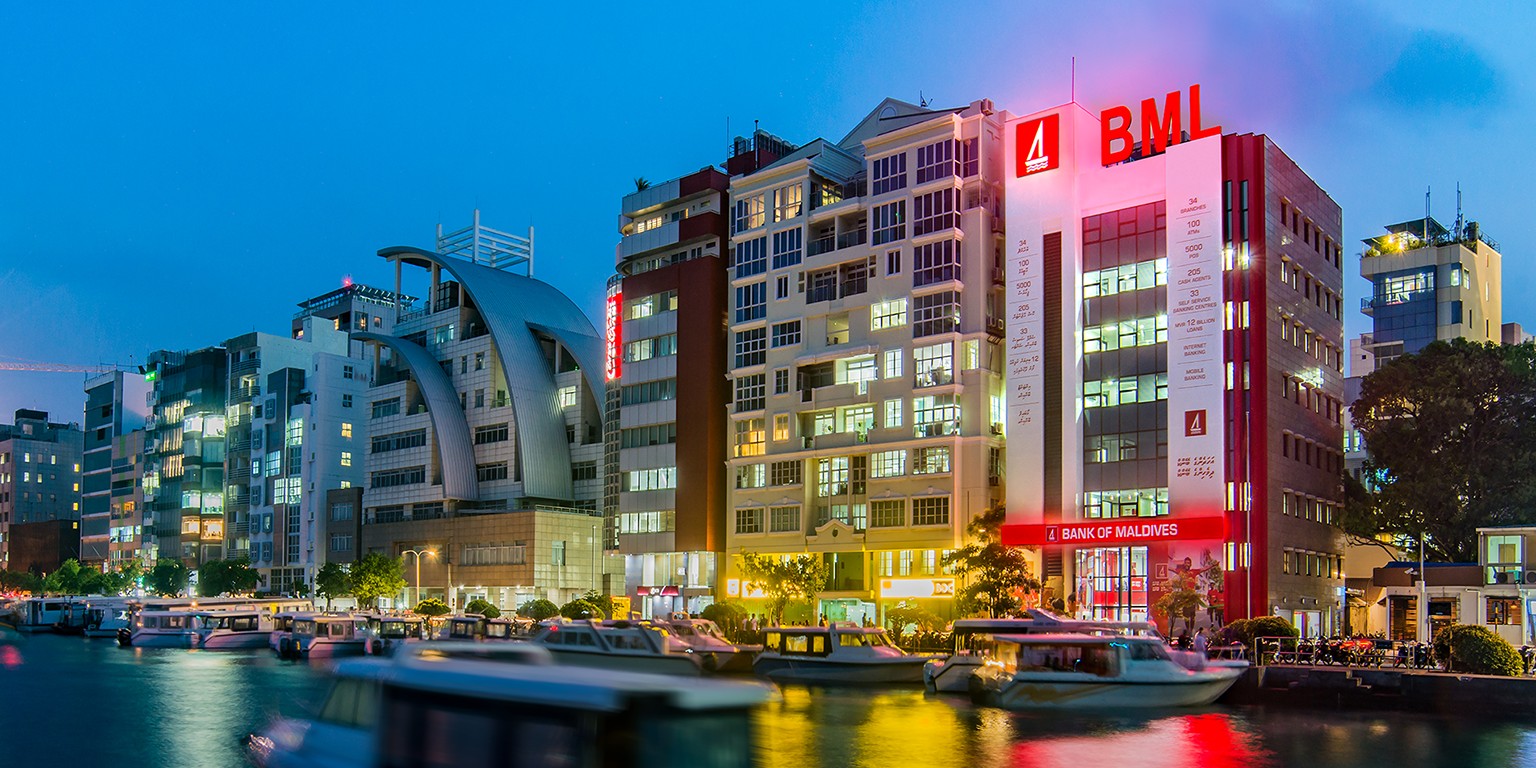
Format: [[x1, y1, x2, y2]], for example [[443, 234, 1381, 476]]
[[414, 597, 452, 628], [942, 506, 1041, 618], [633, 177, 651, 192], [885, 600, 944, 646], [0, 569, 41, 594], [314, 562, 352, 609], [102, 562, 143, 596], [350, 553, 407, 609], [559, 598, 601, 619], [700, 602, 746, 638], [42, 559, 89, 595], [1351, 339, 1536, 561], [465, 598, 502, 619], [737, 553, 828, 625], [578, 589, 613, 619], [517, 599, 559, 621], [145, 561, 189, 598], [196, 558, 260, 597]]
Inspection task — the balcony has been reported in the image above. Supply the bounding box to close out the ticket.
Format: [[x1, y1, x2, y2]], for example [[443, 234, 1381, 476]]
[[806, 228, 867, 258], [618, 220, 681, 261], [915, 420, 961, 438]]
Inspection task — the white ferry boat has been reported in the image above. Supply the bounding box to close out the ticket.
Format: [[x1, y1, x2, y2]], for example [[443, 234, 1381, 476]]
[[657, 613, 759, 673], [753, 624, 931, 685], [13, 597, 72, 634], [278, 615, 370, 659], [437, 614, 487, 641], [125, 610, 202, 648], [195, 610, 271, 649], [360, 615, 426, 656], [246, 644, 770, 768], [969, 633, 1247, 710], [527, 619, 705, 676], [924, 610, 1159, 693], [82, 597, 133, 638]]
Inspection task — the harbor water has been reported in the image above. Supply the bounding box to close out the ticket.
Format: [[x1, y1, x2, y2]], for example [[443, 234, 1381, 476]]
[[4, 635, 1536, 768]]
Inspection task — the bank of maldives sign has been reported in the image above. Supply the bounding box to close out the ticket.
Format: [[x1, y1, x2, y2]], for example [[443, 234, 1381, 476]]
[[1003, 84, 1227, 542]]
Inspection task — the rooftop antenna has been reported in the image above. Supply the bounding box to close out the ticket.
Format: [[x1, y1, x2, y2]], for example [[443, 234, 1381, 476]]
[[919, 90, 929, 108], [1424, 186, 1431, 241], [1071, 56, 1076, 104], [1455, 182, 1464, 238]]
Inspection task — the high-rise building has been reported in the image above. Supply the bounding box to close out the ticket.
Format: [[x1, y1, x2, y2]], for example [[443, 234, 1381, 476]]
[[143, 346, 229, 565], [81, 371, 150, 567], [0, 409, 85, 570], [722, 99, 1010, 626], [355, 227, 609, 611], [291, 282, 409, 340], [223, 319, 364, 593], [1359, 215, 1502, 368], [609, 163, 740, 617], [1003, 89, 1347, 636]]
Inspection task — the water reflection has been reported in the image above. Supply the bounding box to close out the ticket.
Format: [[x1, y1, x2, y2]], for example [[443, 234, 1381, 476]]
[[757, 686, 1536, 768]]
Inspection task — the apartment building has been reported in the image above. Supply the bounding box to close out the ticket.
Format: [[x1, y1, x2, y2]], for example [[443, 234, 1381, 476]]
[[105, 429, 151, 570], [356, 227, 608, 611], [0, 409, 84, 570], [722, 99, 1010, 625]]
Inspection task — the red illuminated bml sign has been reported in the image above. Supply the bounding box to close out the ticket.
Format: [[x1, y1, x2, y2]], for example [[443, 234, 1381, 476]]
[[1100, 83, 1221, 165]]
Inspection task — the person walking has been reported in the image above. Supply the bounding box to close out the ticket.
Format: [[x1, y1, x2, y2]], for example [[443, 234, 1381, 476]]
[[1193, 627, 1208, 656]]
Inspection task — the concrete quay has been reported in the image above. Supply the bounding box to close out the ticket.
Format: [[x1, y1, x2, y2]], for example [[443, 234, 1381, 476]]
[[1221, 665, 1536, 719]]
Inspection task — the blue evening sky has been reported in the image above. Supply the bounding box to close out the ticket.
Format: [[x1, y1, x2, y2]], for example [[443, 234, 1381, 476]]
[[2, 1, 1531, 421]]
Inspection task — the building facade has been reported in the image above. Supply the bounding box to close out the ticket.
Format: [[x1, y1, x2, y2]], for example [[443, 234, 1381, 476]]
[[722, 99, 1010, 625], [0, 409, 85, 571], [143, 346, 229, 565], [106, 429, 151, 570], [356, 236, 609, 611], [1003, 91, 1347, 636], [1358, 215, 1502, 368], [81, 371, 150, 567], [609, 164, 740, 617]]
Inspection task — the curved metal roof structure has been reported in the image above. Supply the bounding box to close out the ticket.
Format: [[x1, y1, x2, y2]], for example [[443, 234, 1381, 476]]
[[355, 331, 480, 502], [378, 246, 605, 501]]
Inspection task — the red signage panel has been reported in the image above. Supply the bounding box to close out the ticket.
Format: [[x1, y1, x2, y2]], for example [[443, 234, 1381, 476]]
[[604, 291, 622, 381], [1002, 516, 1226, 547], [1015, 113, 1060, 177]]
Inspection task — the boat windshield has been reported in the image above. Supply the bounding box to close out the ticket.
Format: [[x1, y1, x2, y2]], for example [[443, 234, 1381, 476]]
[[1013, 642, 1119, 678], [294, 620, 317, 635], [379, 621, 413, 639], [1123, 641, 1172, 662], [836, 632, 888, 648]]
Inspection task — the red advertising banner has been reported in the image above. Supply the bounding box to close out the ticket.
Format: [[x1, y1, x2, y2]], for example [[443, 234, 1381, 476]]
[[1002, 516, 1226, 547]]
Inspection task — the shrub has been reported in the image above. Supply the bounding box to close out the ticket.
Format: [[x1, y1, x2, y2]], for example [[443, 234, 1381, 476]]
[[1245, 615, 1299, 641], [517, 599, 559, 621], [413, 598, 451, 619], [465, 598, 502, 619], [700, 602, 745, 635], [1221, 618, 1254, 645], [1434, 624, 1523, 676]]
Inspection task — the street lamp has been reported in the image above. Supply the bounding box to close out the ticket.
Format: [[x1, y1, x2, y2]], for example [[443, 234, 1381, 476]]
[[402, 549, 436, 608]]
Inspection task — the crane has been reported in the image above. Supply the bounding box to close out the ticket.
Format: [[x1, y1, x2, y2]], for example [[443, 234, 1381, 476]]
[[0, 355, 137, 374]]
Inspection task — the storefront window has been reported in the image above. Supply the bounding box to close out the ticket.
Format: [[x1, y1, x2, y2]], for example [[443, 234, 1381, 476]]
[[1073, 546, 1148, 623]]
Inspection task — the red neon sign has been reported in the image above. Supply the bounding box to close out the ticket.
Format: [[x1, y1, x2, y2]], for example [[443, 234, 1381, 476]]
[[1015, 113, 1060, 177], [1002, 516, 1226, 547], [604, 291, 622, 381], [1101, 84, 1221, 166]]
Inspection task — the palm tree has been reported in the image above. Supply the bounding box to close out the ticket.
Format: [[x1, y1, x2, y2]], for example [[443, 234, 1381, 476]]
[[633, 177, 650, 192]]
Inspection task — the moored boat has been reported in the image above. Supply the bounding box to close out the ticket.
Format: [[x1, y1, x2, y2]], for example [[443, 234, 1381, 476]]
[[969, 633, 1247, 710], [657, 613, 759, 674], [279, 615, 369, 659], [124, 610, 201, 648], [753, 624, 931, 685], [195, 610, 271, 650], [82, 597, 133, 638], [527, 619, 705, 676], [360, 615, 426, 656], [924, 609, 1159, 694], [13, 597, 72, 634], [245, 642, 770, 768]]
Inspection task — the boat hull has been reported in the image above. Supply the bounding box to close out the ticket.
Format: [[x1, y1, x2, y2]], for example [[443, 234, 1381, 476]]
[[200, 631, 272, 650], [924, 657, 985, 693], [977, 671, 1243, 710], [754, 656, 929, 686], [544, 648, 703, 677], [129, 631, 200, 649], [302, 640, 368, 659]]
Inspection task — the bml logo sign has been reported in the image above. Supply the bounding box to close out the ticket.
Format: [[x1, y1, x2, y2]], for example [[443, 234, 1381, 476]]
[[1015, 113, 1059, 177], [1185, 409, 1207, 437]]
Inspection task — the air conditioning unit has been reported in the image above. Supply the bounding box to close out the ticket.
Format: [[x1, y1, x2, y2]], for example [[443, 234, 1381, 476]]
[[990, 424, 1004, 436]]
